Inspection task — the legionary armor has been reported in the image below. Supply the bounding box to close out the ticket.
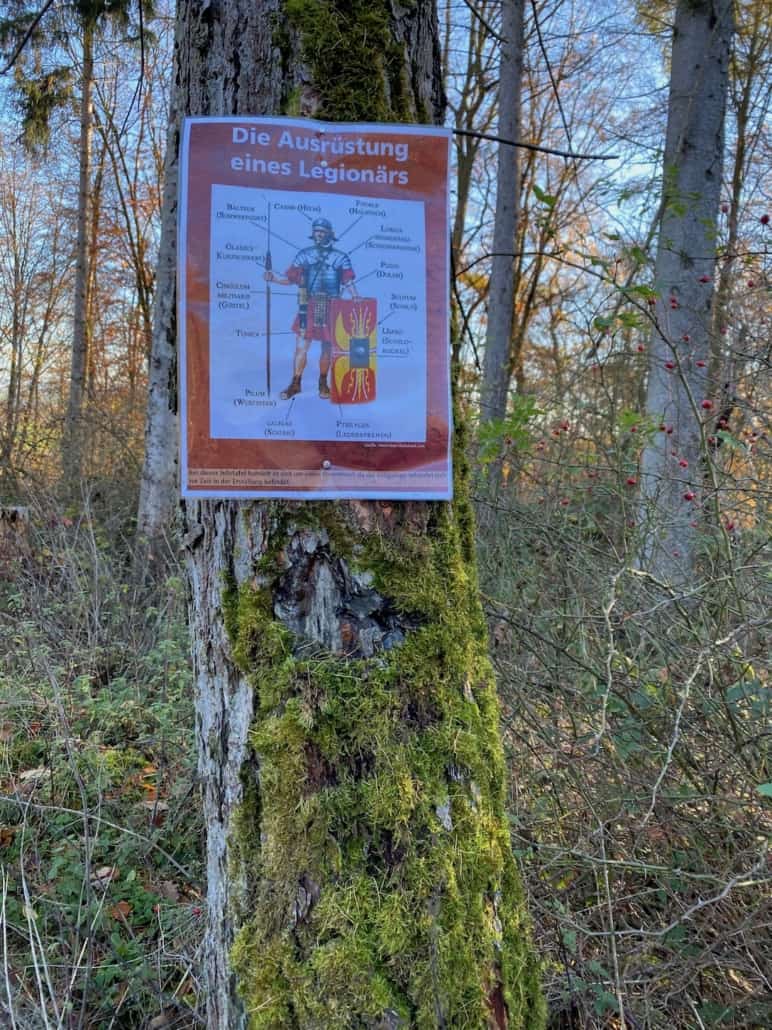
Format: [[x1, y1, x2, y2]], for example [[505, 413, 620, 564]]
[[287, 244, 355, 341]]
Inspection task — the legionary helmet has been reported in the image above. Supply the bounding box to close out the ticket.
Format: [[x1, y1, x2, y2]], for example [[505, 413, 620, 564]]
[[311, 217, 336, 241]]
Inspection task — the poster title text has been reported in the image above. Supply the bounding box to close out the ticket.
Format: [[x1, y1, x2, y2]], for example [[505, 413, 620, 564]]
[[229, 127, 411, 186]]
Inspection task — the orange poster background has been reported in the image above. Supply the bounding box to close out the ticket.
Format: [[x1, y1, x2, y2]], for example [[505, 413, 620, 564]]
[[180, 117, 451, 499]]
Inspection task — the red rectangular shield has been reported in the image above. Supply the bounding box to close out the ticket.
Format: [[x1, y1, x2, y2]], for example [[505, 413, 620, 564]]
[[329, 298, 377, 404]]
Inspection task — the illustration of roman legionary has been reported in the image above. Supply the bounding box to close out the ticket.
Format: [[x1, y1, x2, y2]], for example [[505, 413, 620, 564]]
[[264, 217, 358, 399]]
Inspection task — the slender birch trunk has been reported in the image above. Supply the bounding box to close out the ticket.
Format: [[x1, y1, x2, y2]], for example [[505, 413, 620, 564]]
[[63, 21, 94, 486], [481, 0, 525, 427], [170, 0, 545, 1026], [135, 100, 181, 552], [638, 0, 733, 584]]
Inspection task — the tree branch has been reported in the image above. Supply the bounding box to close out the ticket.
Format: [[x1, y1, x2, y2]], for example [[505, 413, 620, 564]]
[[453, 126, 617, 161], [0, 0, 58, 76]]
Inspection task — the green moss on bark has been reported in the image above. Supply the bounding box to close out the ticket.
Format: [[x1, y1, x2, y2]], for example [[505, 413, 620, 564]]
[[227, 490, 545, 1027], [281, 0, 414, 121]]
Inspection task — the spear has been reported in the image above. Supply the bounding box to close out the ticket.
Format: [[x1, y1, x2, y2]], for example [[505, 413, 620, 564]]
[[265, 202, 272, 396]]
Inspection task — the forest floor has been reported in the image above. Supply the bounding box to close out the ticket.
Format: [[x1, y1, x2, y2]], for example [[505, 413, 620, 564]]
[[1, 480, 769, 1028]]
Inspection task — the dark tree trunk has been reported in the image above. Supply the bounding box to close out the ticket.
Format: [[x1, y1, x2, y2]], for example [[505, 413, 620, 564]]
[[173, 1, 544, 1026]]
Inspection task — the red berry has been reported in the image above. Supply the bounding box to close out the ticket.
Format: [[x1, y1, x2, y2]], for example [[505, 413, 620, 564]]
[[683, 491, 695, 501], [679, 459, 689, 468], [637, 344, 645, 352], [665, 361, 676, 370], [761, 214, 770, 225], [696, 360, 706, 367], [666, 426, 674, 435], [748, 281, 755, 288], [560, 497, 570, 506], [707, 436, 716, 445], [626, 476, 637, 486], [192, 906, 202, 917], [725, 520, 735, 532], [698, 274, 711, 283], [701, 399, 714, 410], [721, 203, 729, 213], [630, 426, 638, 433], [647, 296, 657, 306], [560, 421, 570, 431], [681, 333, 690, 342]]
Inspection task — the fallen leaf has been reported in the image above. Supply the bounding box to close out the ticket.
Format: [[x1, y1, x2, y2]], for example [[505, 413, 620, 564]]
[[0, 826, 17, 848], [110, 900, 132, 919]]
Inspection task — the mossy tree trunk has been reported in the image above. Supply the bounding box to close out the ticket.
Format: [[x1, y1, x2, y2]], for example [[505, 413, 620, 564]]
[[178, 1, 545, 1026]]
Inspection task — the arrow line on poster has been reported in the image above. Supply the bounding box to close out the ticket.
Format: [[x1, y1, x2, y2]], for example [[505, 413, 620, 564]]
[[337, 215, 364, 240], [245, 216, 303, 254], [348, 234, 379, 256]]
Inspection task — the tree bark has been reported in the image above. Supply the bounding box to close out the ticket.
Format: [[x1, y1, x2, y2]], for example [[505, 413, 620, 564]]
[[135, 93, 181, 552], [480, 0, 525, 427], [173, 0, 544, 1026], [62, 21, 94, 487], [638, 0, 733, 584]]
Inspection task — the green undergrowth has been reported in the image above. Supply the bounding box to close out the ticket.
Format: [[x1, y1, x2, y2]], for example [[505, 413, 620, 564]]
[[226, 492, 545, 1028], [0, 520, 203, 1028]]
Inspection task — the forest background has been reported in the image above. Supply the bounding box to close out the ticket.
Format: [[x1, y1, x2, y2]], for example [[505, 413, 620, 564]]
[[0, 0, 769, 1026]]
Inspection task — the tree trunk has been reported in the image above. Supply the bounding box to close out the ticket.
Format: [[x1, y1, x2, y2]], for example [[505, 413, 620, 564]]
[[175, 0, 544, 1026], [63, 20, 94, 487], [135, 104, 180, 552], [481, 0, 525, 427], [637, 0, 733, 584]]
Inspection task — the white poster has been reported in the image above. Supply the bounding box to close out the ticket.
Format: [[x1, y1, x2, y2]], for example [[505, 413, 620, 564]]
[[208, 186, 427, 443]]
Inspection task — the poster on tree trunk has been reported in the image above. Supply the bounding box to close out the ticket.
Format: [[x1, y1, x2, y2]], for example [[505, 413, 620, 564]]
[[178, 116, 452, 499]]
